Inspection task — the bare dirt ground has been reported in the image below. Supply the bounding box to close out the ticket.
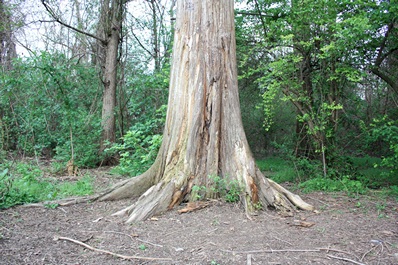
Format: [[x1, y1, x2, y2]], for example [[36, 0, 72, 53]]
[[0, 168, 397, 265]]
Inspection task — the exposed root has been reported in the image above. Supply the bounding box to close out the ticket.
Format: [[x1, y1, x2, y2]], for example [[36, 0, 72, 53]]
[[177, 201, 211, 214], [24, 159, 313, 224], [268, 179, 314, 211], [114, 181, 175, 223], [243, 170, 314, 217], [97, 169, 156, 201]]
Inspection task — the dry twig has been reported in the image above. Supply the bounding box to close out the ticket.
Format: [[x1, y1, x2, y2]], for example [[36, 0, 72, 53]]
[[222, 247, 366, 265], [247, 254, 252, 265], [360, 245, 377, 262], [54, 236, 171, 261], [221, 248, 321, 254], [318, 247, 361, 261], [327, 254, 366, 265]]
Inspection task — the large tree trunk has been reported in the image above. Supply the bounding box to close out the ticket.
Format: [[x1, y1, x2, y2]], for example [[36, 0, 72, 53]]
[[97, 0, 313, 223]]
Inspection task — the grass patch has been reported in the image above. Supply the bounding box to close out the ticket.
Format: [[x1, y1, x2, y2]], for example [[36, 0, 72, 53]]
[[0, 162, 94, 209], [257, 155, 397, 197], [299, 176, 367, 195], [351, 156, 397, 188], [256, 157, 297, 183]]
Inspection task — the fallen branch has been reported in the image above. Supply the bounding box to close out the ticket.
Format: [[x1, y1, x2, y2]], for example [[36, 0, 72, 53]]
[[136, 238, 164, 248], [318, 247, 361, 261], [327, 254, 366, 265], [221, 248, 321, 254], [221, 247, 366, 265], [247, 254, 252, 265], [54, 236, 171, 261], [24, 195, 98, 207], [103, 230, 163, 247]]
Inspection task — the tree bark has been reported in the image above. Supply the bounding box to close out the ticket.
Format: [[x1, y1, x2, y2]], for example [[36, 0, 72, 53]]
[[97, 0, 313, 223], [99, 0, 124, 154], [0, 0, 17, 71]]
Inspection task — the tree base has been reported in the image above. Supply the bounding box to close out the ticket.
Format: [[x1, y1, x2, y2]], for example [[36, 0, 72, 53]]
[[95, 171, 314, 223]]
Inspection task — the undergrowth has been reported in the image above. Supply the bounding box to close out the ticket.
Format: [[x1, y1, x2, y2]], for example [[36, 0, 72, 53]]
[[299, 176, 367, 195], [0, 162, 93, 209], [192, 175, 243, 203], [257, 155, 396, 197]]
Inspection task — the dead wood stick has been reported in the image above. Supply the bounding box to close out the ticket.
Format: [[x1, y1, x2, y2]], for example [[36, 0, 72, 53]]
[[247, 254, 252, 265], [222, 247, 363, 260], [54, 236, 171, 261], [221, 248, 321, 254], [318, 247, 361, 261], [136, 238, 164, 248], [327, 254, 366, 265], [104, 230, 163, 247], [360, 245, 377, 262]]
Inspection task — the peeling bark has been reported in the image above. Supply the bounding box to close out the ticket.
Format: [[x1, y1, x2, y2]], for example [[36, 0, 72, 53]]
[[97, 0, 313, 223]]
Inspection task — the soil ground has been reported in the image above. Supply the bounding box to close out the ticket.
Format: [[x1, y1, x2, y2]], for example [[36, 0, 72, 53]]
[[0, 168, 397, 265]]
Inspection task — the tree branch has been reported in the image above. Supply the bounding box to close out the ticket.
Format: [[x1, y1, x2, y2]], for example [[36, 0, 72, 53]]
[[40, 0, 107, 45], [371, 67, 398, 95], [374, 22, 396, 67], [234, 10, 285, 19], [130, 28, 154, 57], [54, 236, 171, 261]]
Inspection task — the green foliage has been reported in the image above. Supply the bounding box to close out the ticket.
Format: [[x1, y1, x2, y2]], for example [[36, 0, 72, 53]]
[[0, 162, 93, 209], [235, 0, 397, 174], [367, 116, 398, 180], [191, 185, 207, 201], [256, 157, 297, 183], [0, 52, 102, 167], [387, 186, 398, 200], [349, 156, 394, 188], [138, 244, 147, 251], [299, 176, 367, 195], [44, 203, 59, 209], [106, 105, 166, 176], [257, 155, 393, 193], [208, 175, 243, 203], [191, 175, 243, 203]]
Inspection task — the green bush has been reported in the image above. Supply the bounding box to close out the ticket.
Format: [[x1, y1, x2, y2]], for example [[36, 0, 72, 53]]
[[106, 105, 166, 176], [368, 116, 398, 180], [209, 175, 243, 203], [192, 175, 243, 203], [299, 176, 367, 195], [0, 52, 102, 167], [256, 157, 297, 183], [388, 185, 398, 199]]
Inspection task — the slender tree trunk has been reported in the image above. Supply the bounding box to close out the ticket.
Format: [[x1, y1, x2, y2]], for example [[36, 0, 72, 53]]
[[97, 0, 313, 223], [99, 0, 124, 154], [39, 0, 123, 157], [0, 0, 16, 71]]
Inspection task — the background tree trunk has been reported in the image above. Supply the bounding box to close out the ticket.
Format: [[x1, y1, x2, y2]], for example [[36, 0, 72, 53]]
[[97, 0, 313, 223], [0, 0, 17, 71], [99, 0, 124, 155], [40, 0, 124, 156]]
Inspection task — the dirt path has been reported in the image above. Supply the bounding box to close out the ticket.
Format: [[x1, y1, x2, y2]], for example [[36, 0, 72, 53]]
[[1, 188, 397, 264]]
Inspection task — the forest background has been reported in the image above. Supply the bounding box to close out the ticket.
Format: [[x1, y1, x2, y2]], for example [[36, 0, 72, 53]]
[[0, 0, 397, 208]]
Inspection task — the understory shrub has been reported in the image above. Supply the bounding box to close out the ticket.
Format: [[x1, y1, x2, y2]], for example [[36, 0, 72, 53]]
[[366, 116, 398, 181], [106, 105, 166, 176], [0, 52, 102, 167], [299, 176, 367, 195], [191, 175, 243, 203]]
